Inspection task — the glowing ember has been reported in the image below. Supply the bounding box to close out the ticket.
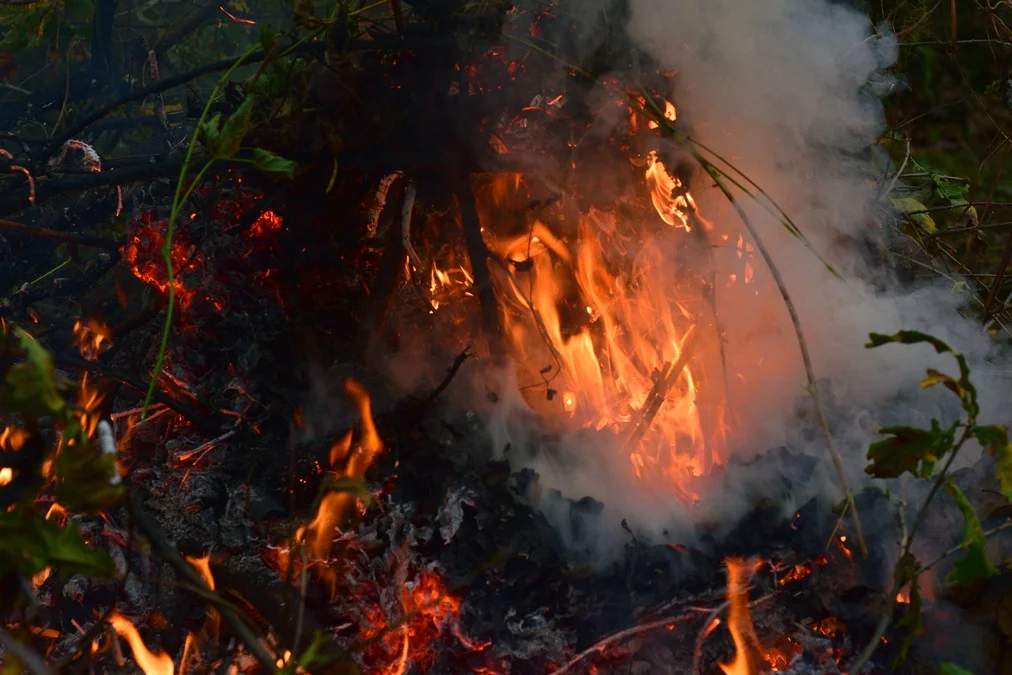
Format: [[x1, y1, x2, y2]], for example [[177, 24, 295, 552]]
[[360, 567, 489, 674], [108, 612, 174, 675], [122, 212, 204, 308]]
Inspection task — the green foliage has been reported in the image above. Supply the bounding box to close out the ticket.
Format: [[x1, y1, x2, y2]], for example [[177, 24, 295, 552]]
[[866, 330, 978, 417], [943, 480, 998, 585], [319, 475, 375, 507], [251, 148, 299, 178], [939, 664, 976, 675], [200, 97, 254, 160], [867, 421, 955, 479], [0, 324, 122, 607], [0, 0, 94, 53], [894, 552, 924, 664], [1, 329, 67, 417], [866, 330, 1011, 665], [974, 424, 1012, 500], [0, 508, 114, 579], [891, 196, 936, 234]]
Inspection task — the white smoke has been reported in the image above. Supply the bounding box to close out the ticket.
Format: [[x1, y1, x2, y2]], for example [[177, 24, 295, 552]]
[[383, 0, 1011, 560]]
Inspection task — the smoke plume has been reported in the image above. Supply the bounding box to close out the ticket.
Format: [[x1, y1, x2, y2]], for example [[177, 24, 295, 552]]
[[379, 0, 1011, 560]]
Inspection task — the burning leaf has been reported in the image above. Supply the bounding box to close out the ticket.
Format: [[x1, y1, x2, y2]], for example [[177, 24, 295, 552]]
[[318, 474, 375, 507], [1, 329, 67, 417], [865, 421, 955, 480], [943, 480, 997, 586], [0, 507, 114, 579], [200, 96, 254, 160], [890, 196, 936, 233], [973, 424, 1012, 500], [251, 148, 299, 179]]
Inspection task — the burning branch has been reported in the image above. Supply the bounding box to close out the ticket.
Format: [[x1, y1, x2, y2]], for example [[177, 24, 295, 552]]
[[453, 171, 505, 354], [126, 496, 285, 672], [623, 323, 700, 453]]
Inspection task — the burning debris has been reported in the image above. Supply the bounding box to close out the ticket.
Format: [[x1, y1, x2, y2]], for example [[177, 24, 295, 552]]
[[0, 0, 1009, 673]]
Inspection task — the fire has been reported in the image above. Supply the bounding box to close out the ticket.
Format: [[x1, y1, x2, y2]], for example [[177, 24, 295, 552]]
[[361, 567, 489, 674], [286, 378, 384, 592], [644, 151, 706, 231], [476, 171, 726, 499], [73, 319, 112, 360], [180, 555, 221, 673], [719, 558, 764, 675], [108, 612, 174, 675]]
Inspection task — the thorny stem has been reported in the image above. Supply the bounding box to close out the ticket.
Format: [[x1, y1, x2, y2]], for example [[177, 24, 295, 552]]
[[700, 160, 868, 558], [141, 41, 261, 416], [848, 423, 975, 673]]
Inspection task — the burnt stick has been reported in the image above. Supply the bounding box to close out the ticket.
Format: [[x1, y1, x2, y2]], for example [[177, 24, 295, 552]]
[[126, 495, 286, 674], [0, 217, 119, 251], [453, 169, 504, 355], [53, 353, 223, 436]]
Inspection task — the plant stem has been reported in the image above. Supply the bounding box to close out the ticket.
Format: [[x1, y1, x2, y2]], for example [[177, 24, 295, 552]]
[[848, 424, 974, 672], [700, 158, 868, 558], [140, 43, 261, 416]]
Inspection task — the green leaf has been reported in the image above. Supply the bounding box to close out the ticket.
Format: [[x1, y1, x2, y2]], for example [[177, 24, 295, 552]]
[[866, 421, 955, 479], [251, 148, 298, 179], [0, 508, 114, 579], [55, 431, 124, 514], [0, 329, 67, 417], [930, 175, 970, 204], [974, 424, 1012, 500], [200, 97, 254, 159], [939, 664, 976, 675], [893, 552, 923, 666], [944, 480, 997, 586], [867, 331, 978, 418], [891, 196, 937, 233]]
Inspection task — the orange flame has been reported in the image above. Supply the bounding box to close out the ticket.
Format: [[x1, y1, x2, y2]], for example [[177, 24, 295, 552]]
[[288, 378, 384, 594], [476, 174, 726, 499], [73, 319, 112, 360], [180, 555, 221, 673], [108, 612, 174, 675], [719, 558, 764, 675]]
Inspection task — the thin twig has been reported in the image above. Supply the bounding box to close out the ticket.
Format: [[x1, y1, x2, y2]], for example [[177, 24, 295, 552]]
[[916, 519, 1012, 575], [550, 612, 697, 674], [420, 347, 471, 408], [879, 138, 911, 202], [848, 424, 975, 673], [692, 600, 730, 675], [700, 159, 867, 557], [0, 217, 120, 250]]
